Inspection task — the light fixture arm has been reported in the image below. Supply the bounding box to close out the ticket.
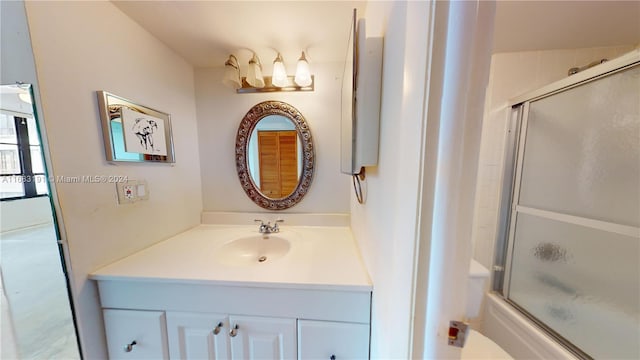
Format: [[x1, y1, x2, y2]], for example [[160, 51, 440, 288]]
[[274, 53, 284, 64], [249, 53, 262, 69], [225, 54, 239, 70]]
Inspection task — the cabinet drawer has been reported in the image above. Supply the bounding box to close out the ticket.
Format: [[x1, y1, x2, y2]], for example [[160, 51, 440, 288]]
[[298, 320, 369, 360], [103, 309, 169, 360]]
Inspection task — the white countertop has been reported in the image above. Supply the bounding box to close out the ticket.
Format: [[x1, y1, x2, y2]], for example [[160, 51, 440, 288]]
[[90, 225, 372, 292]]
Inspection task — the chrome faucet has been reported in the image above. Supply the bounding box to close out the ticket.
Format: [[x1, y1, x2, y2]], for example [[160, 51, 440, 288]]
[[254, 219, 283, 234]]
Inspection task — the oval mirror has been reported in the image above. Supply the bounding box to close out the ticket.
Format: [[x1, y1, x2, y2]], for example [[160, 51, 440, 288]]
[[236, 101, 314, 210]]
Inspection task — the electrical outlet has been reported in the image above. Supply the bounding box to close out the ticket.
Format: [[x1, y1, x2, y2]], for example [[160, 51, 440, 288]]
[[116, 181, 136, 204], [117, 179, 149, 204], [448, 320, 468, 348], [123, 185, 135, 200]]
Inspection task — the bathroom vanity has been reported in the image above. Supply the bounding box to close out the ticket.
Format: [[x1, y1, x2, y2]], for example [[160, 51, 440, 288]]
[[90, 224, 372, 360]]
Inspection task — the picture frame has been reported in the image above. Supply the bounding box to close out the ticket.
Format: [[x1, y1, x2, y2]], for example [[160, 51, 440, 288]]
[[97, 91, 175, 163]]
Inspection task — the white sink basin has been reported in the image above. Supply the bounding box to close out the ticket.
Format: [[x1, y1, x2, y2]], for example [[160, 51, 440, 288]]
[[214, 235, 291, 266]]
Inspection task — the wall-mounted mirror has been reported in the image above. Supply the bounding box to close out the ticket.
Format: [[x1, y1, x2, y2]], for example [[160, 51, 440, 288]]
[[236, 101, 314, 210], [97, 91, 175, 163]]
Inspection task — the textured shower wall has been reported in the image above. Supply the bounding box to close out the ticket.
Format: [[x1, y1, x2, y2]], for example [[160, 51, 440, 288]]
[[470, 45, 636, 330]]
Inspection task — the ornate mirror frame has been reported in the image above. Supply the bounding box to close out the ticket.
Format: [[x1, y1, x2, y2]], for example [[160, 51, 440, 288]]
[[236, 101, 315, 210]]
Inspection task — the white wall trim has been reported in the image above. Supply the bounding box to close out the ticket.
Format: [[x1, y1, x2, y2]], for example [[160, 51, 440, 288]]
[[409, 0, 440, 357], [411, 0, 496, 358]]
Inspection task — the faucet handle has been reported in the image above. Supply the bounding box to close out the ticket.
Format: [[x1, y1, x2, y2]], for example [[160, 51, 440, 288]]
[[272, 219, 284, 232], [255, 219, 270, 234]]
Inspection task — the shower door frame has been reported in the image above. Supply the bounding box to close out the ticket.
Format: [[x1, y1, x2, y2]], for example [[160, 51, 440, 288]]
[[495, 49, 640, 359]]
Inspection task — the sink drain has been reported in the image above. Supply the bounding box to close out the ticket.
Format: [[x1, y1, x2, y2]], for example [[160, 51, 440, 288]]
[[258, 256, 267, 263]]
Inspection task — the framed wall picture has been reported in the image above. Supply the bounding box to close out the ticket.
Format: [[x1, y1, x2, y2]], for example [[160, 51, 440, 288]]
[[97, 91, 175, 163]]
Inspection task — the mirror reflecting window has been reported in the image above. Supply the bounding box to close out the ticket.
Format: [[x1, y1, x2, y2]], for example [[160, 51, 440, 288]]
[[0, 85, 49, 199], [236, 101, 314, 209]]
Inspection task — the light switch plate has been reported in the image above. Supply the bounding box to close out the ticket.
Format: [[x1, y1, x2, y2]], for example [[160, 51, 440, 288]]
[[136, 180, 149, 200], [116, 179, 149, 204]]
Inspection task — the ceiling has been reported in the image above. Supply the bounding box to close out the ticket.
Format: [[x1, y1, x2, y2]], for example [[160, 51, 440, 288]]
[[112, 1, 367, 69], [112, 1, 640, 69], [493, 0, 640, 53]]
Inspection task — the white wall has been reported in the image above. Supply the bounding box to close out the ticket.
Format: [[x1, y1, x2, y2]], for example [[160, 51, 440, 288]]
[[350, 2, 428, 358], [354, 2, 496, 359], [412, 1, 495, 357], [24, 2, 203, 358], [195, 62, 349, 214], [471, 45, 637, 330], [0, 197, 52, 232]]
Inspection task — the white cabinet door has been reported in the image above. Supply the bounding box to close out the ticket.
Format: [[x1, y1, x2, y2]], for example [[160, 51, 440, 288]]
[[166, 312, 230, 360], [229, 315, 296, 360], [298, 320, 369, 360], [103, 309, 169, 360]]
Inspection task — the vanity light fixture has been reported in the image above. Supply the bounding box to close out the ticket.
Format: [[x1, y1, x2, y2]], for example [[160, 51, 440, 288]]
[[222, 55, 242, 89], [294, 51, 313, 87], [271, 53, 288, 88], [246, 53, 266, 88], [222, 51, 314, 93]]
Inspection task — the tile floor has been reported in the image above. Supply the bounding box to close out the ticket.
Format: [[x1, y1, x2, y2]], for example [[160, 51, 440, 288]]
[[1, 224, 80, 360]]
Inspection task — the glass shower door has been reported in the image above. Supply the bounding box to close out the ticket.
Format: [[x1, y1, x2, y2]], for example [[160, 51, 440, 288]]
[[505, 64, 640, 359]]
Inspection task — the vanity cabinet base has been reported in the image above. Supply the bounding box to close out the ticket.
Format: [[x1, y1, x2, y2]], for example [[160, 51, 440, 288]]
[[97, 281, 372, 360], [166, 312, 296, 360]]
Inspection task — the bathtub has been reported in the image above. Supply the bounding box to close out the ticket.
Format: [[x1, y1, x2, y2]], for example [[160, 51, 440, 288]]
[[483, 293, 579, 360], [462, 329, 513, 359]]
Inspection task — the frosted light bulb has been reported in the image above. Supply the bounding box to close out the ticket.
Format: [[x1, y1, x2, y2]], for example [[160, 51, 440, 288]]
[[294, 51, 312, 87], [272, 53, 288, 87], [222, 55, 242, 89], [247, 54, 265, 88]]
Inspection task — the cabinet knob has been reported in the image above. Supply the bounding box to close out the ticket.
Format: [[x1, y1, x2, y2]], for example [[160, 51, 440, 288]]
[[124, 340, 137, 352], [330, 355, 336, 360], [229, 324, 239, 337], [213, 322, 223, 335]]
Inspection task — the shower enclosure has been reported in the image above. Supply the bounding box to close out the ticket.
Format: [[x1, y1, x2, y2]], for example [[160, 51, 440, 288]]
[[494, 50, 639, 359]]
